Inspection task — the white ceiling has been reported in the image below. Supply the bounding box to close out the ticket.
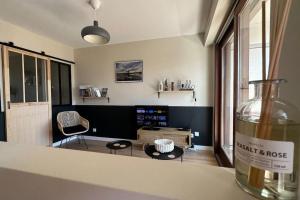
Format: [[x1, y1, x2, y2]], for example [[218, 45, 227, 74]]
[[0, 0, 212, 48]]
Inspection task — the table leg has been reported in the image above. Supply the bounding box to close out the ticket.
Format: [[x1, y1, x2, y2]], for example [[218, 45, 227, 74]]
[[131, 145, 133, 156], [181, 155, 183, 163]]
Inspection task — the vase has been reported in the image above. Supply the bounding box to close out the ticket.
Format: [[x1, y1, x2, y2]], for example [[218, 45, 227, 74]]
[[235, 79, 300, 199]]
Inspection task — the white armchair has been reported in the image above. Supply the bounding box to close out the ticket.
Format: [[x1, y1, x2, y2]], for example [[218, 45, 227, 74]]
[[57, 111, 89, 148]]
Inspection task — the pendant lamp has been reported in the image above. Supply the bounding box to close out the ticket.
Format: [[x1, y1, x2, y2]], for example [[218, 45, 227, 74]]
[[81, 0, 110, 44]]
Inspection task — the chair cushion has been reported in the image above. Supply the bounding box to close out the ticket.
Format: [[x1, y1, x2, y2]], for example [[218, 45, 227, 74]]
[[63, 125, 87, 134]]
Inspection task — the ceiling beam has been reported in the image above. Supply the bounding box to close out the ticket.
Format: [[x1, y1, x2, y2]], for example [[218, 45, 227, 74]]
[[203, 0, 236, 46]]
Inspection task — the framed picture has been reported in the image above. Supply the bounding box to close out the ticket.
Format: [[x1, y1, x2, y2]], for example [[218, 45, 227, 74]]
[[115, 60, 143, 82]]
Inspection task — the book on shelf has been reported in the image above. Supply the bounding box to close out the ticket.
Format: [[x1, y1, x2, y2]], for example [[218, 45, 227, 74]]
[[101, 88, 108, 97], [79, 86, 108, 98]]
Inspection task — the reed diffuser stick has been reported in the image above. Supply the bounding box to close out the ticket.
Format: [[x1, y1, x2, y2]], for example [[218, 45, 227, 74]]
[[247, 0, 293, 189]]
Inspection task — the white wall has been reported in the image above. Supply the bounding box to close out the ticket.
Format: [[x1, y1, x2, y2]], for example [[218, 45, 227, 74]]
[[0, 19, 73, 61], [278, 0, 300, 109], [74, 35, 213, 107], [0, 20, 213, 107], [0, 19, 75, 103]]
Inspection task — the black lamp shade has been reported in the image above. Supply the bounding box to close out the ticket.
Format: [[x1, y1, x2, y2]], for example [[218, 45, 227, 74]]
[[81, 20, 110, 44]]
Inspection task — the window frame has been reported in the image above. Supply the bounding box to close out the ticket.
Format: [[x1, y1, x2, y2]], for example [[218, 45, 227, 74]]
[[214, 22, 235, 168], [8, 49, 49, 104], [214, 0, 270, 167], [51, 60, 72, 106]]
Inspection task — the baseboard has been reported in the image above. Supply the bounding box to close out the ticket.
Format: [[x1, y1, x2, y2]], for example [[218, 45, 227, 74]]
[[80, 136, 213, 150], [84, 135, 138, 144], [53, 135, 214, 151], [52, 136, 78, 147], [192, 145, 213, 151]]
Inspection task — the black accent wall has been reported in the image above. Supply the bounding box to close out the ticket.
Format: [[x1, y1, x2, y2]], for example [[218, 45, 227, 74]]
[[0, 112, 5, 141], [52, 105, 213, 146], [76, 106, 137, 141], [168, 106, 213, 146]]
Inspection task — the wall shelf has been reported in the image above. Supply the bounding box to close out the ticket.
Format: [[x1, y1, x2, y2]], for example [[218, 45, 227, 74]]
[[81, 96, 110, 103], [157, 90, 196, 101]]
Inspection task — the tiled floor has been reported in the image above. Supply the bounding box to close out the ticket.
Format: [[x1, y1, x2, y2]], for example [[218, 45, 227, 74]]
[[61, 139, 218, 166]]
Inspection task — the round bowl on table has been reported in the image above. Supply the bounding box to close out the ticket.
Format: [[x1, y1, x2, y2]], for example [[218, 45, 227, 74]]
[[154, 139, 174, 153]]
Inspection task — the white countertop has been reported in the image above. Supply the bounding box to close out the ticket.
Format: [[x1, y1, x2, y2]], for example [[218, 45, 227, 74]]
[[0, 142, 257, 200]]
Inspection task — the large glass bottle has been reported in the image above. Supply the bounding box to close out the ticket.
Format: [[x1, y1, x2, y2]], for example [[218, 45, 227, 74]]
[[235, 79, 300, 199]]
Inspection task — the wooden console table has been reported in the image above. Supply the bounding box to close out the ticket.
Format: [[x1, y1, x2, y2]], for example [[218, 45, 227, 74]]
[[137, 127, 192, 148]]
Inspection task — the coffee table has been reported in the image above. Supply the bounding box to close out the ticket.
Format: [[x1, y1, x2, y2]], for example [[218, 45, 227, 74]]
[[144, 145, 184, 162], [106, 140, 133, 156]]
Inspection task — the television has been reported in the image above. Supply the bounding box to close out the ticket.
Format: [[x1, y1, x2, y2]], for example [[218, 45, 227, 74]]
[[136, 105, 169, 128]]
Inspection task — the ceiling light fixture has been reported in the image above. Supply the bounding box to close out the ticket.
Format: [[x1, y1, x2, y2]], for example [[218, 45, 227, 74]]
[[81, 0, 110, 44]]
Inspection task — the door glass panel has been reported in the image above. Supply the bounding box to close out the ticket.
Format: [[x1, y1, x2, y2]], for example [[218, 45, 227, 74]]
[[238, 0, 271, 103], [24, 55, 37, 102], [51, 61, 60, 105], [221, 34, 234, 164], [60, 64, 71, 105], [9, 51, 23, 103], [37, 59, 47, 102]]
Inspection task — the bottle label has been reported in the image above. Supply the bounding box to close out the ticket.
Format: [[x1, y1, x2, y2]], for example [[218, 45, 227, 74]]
[[235, 132, 294, 173]]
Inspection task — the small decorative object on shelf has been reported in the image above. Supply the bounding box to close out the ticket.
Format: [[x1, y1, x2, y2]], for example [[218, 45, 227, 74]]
[[158, 81, 163, 92], [101, 88, 108, 97], [171, 82, 175, 91], [177, 80, 181, 89], [235, 79, 300, 200], [93, 87, 101, 97], [178, 79, 194, 90], [79, 85, 92, 97], [157, 79, 196, 101], [164, 78, 168, 91], [79, 85, 110, 103]]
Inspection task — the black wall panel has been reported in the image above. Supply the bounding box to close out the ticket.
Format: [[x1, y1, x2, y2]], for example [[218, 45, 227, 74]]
[[168, 106, 213, 146], [0, 112, 5, 141], [76, 106, 137, 140], [1, 105, 213, 146], [52, 105, 213, 146]]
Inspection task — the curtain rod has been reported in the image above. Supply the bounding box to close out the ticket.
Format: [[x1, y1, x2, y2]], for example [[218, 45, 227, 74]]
[[0, 41, 75, 65]]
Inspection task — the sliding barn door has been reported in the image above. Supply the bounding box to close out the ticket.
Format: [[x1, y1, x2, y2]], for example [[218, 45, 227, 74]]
[[2, 46, 52, 146]]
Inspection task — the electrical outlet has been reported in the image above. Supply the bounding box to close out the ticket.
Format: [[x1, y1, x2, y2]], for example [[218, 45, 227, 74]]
[[191, 133, 194, 138], [194, 132, 199, 137], [92, 128, 97, 133]]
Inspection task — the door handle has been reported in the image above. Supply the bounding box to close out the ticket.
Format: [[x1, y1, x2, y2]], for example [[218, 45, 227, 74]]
[[7, 101, 10, 109]]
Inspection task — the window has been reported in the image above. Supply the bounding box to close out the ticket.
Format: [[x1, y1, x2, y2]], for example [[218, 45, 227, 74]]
[[51, 61, 72, 105], [221, 34, 234, 164], [214, 0, 271, 167], [238, 0, 270, 104], [8, 51, 48, 103], [9, 51, 23, 103], [37, 58, 48, 102], [24, 55, 37, 102], [214, 23, 235, 167]]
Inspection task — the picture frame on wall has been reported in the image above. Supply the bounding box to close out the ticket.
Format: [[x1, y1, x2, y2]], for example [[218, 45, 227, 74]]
[[115, 60, 143, 82]]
